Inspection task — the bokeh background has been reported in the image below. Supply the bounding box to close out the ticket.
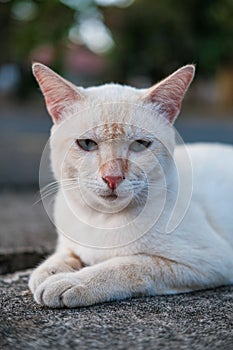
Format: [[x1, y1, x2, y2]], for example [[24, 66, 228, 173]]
[[0, 0, 232, 272], [1, 0, 233, 187]]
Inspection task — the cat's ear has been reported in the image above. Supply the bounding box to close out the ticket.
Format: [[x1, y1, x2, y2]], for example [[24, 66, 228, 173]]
[[32, 63, 85, 123], [142, 65, 195, 124]]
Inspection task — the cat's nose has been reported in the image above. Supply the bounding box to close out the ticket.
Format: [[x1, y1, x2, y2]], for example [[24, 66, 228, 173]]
[[102, 175, 124, 190]]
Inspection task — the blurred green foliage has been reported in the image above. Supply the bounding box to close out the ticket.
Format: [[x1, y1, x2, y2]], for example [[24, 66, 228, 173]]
[[0, 1, 74, 66], [0, 0, 232, 93], [107, 0, 233, 81]]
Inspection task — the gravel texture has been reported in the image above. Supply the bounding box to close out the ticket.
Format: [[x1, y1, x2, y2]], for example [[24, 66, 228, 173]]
[[0, 271, 232, 350]]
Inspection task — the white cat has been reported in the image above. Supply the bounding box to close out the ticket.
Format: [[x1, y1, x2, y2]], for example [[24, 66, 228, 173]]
[[29, 63, 233, 308]]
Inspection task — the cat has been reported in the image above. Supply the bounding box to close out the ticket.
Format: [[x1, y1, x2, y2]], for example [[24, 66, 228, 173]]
[[29, 63, 233, 308]]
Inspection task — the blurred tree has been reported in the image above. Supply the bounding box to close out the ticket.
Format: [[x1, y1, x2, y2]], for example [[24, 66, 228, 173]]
[[0, 1, 74, 65], [0, 0, 118, 96], [0, 0, 75, 97], [104, 0, 233, 82], [0, 0, 232, 96]]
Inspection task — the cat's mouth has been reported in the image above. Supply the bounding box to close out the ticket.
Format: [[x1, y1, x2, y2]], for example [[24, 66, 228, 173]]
[[99, 194, 118, 201]]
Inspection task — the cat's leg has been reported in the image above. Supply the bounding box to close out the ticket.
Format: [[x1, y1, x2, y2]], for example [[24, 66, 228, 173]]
[[33, 254, 227, 308], [28, 250, 83, 293]]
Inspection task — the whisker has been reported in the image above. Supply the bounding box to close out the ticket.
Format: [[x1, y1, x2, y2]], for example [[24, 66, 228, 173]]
[[33, 180, 79, 206], [40, 179, 78, 194], [33, 190, 59, 205]]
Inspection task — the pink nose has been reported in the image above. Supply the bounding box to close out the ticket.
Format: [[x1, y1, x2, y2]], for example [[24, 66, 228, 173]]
[[102, 175, 124, 190]]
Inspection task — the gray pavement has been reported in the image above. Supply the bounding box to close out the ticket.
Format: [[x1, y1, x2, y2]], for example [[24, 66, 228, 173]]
[[0, 271, 232, 350], [0, 190, 56, 274]]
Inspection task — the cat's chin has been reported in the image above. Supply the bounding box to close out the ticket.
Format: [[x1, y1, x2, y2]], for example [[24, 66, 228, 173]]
[[99, 194, 118, 202], [88, 192, 134, 214]]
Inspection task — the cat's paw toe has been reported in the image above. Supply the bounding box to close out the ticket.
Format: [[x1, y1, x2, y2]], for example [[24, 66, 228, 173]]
[[34, 273, 78, 308], [29, 269, 51, 294], [61, 285, 89, 307], [29, 258, 80, 293]]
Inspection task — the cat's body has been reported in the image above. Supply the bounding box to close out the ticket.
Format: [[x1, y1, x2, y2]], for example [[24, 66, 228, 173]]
[[29, 64, 233, 307], [55, 142, 233, 265]]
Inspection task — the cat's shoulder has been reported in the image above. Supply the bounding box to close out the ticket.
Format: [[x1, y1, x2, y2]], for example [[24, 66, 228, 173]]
[[174, 142, 233, 180]]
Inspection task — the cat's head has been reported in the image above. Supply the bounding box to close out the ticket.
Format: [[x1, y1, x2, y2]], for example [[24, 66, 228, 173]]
[[33, 63, 194, 213]]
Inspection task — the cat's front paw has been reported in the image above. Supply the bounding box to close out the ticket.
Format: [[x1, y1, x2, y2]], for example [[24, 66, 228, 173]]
[[29, 254, 82, 293], [29, 265, 53, 294], [34, 273, 93, 308]]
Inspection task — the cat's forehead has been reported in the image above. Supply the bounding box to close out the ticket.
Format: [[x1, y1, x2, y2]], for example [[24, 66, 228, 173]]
[[72, 95, 156, 139], [102, 123, 126, 139], [55, 86, 172, 145], [85, 83, 144, 100], [82, 122, 146, 141]]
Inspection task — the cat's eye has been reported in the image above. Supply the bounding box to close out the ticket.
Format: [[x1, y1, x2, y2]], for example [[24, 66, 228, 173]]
[[76, 139, 98, 151], [129, 140, 152, 152]]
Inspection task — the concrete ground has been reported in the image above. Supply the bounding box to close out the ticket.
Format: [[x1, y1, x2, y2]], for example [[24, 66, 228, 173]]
[[0, 271, 232, 350], [0, 190, 56, 274]]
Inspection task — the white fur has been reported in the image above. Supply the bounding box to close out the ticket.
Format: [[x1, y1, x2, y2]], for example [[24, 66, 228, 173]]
[[29, 64, 233, 308]]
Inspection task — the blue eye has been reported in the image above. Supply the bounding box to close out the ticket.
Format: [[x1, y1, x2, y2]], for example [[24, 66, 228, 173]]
[[129, 140, 152, 152], [76, 139, 98, 151]]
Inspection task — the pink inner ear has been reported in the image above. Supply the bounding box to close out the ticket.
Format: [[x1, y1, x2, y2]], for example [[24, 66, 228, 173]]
[[33, 63, 83, 123], [43, 86, 79, 123], [149, 82, 181, 123], [145, 65, 195, 123]]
